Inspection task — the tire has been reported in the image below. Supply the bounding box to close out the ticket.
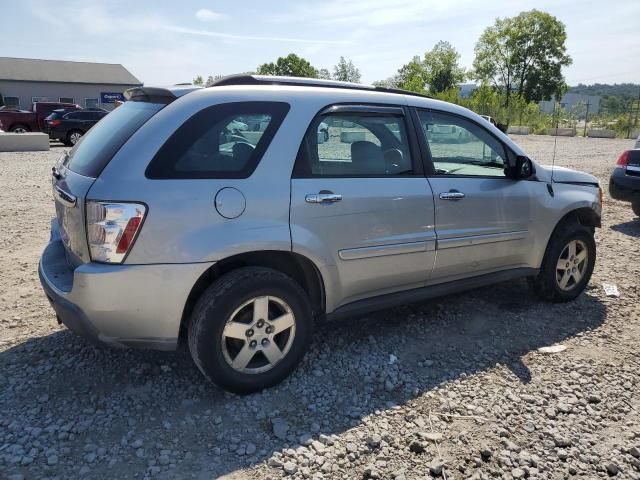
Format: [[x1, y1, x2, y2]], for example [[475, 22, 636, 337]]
[[188, 267, 313, 394], [529, 220, 596, 302], [632, 202, 640, 218], [67, 130, 83, 146], [10, 124, 30, 133]]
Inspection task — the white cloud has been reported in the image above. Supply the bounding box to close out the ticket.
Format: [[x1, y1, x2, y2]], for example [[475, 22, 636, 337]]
[[195, 8, 226, 22], [166, 25, 350, 45]]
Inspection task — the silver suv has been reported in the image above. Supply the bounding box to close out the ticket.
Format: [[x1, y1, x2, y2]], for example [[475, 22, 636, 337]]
[[40, 76, 602, 393]]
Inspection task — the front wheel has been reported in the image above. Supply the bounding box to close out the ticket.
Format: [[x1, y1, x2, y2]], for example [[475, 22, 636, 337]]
[[529, 221, 596, 302], [188, 267, 313, 394]]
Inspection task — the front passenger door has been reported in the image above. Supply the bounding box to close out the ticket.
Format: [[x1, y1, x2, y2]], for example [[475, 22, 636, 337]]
[[415, 109, 535, 283]]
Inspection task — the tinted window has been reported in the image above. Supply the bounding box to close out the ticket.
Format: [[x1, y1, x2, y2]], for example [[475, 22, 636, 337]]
[[66, 111, 95, 120], [296, 112, 413, 177], [66, 101, 163, 177], [417, 110, 507, 177], [146, 102, 289, 179]]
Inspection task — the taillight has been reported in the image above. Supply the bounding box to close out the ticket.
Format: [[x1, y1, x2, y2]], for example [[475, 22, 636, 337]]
[[86, 201, 146, 263], [49, 119, 61, 126], [616, 150, 629, 167]]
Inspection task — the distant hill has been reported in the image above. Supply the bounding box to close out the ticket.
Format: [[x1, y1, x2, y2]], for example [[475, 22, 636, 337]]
[[569, 83, 640, 99]]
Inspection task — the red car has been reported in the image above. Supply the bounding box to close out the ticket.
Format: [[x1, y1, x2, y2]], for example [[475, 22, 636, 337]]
[[0, 102, 80, 133]]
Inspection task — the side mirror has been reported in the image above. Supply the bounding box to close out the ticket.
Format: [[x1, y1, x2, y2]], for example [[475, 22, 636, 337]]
[[515, 155, 534, 179]]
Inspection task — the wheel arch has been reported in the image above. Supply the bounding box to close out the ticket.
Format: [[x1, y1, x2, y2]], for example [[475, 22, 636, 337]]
[[556, 206, 601, 232], [10, 123, 31, 132], [178, 250, 325, 343]]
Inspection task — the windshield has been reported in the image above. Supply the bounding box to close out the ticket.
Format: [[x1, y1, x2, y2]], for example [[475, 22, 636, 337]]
[[65, 102, 164, 177]]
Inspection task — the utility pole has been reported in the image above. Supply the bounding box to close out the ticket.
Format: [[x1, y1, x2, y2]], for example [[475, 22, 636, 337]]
[[583, 101, 590, 137], [633, 87, 640, 136]]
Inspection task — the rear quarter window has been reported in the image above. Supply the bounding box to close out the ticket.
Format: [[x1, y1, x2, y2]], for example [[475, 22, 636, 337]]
[[145, 102, 290, 179], [65, 102, 164, 177]]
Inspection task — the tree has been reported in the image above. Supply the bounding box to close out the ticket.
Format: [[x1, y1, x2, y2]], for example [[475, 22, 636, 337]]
[[333, 57, 361, 83], [473, 10, 572, 110], [396, 56, 428, 92], [256, 54, 318, 78], [192, 75, 204, 86], [317, 68, 331, 80], [423, 41, 466, 94]]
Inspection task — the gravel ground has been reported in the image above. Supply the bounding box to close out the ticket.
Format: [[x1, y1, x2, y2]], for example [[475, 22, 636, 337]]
[[1, 136, 639, 480]]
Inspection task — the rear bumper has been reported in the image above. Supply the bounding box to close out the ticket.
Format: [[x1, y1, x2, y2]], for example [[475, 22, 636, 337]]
[[39, 221, 214, 350], [609, 168, 640, 203]]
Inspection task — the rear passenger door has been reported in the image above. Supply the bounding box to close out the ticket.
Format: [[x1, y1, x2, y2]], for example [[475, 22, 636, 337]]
[[414, 108, 534, 282], [290, 105, 436, 308]]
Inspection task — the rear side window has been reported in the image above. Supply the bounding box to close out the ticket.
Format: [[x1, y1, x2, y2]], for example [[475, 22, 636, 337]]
[[65, 102, 164, 177], [146, 102, 290, 179]]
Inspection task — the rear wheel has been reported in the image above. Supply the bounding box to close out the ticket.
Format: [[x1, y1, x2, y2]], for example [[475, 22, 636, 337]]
[[529, 220, 596, 302], [66, 130, 83, 146], [188, 267, 313, 394], [10, 124, 30, 133], [632, 202, 640, 218]]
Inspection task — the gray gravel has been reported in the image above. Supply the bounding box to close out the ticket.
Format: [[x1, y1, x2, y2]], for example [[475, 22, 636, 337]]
[[1, 136, 639, 479]]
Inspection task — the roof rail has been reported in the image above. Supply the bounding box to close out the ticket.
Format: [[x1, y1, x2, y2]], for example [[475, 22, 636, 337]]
[[210, 74, 432, 99]]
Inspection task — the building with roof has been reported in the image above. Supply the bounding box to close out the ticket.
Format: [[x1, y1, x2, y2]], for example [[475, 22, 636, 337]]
[[0, 57, 142, 111]]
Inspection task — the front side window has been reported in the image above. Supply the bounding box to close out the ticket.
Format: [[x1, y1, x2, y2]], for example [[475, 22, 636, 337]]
[[296, 111, 413, 177], [417, 110, 507, 177], [146, 102, 289, 179]]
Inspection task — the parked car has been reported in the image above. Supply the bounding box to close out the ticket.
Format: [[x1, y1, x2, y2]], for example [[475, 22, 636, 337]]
[[480, 114, 497, 126], [425, 123, 471, 143], [609, 148, 640, 217], [40, 76, 602, 393], [0, 102, 79, 133], [46, 109, 109, 145]]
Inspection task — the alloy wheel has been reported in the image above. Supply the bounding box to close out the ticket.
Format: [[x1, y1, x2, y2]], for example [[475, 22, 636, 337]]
[[555, 239, 589, 291], [221, 296, 296, 374], [70, 132, 82, 145]]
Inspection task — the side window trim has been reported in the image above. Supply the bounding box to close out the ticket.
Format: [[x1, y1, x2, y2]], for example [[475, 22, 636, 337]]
[[292, 103, 422, 179], [411, 107, 514, 179]]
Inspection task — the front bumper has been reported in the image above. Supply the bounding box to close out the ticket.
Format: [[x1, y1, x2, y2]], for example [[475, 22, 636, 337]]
[[39, 221, 214, 350], [609, 168, 640, 203]]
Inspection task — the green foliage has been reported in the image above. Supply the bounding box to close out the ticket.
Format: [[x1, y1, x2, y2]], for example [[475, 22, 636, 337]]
[[192, 75, 204, 86], [256, 53, 318, 78], [473, 9, 572, 110], [569, 83, 640, 99], [423, 41, 466, 94], [317, 68, 331, 80], [432, 87, 461, 104], [333, 57, 361, 83], [396, 56, 428, 93]]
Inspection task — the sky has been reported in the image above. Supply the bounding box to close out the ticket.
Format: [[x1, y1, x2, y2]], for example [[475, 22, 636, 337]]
[[4, 0, 640, 87]]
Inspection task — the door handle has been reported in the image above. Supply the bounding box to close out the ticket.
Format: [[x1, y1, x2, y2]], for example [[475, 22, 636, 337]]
[[439, 191, 465, 200], [305, 192, 342, 204]]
